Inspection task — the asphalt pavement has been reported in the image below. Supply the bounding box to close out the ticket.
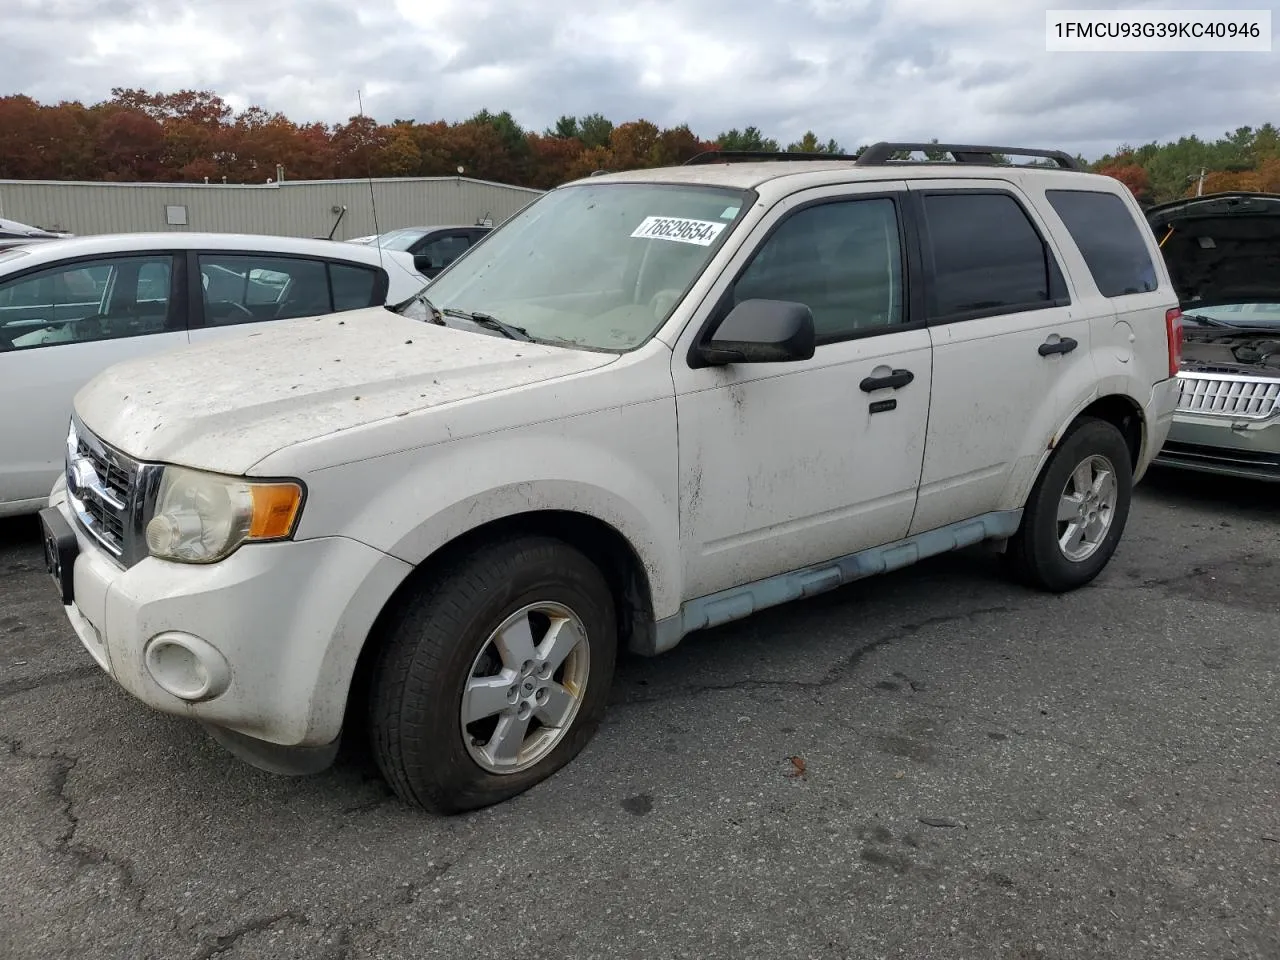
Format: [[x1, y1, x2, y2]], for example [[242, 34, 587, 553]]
[[2, 467, 1277, 960]]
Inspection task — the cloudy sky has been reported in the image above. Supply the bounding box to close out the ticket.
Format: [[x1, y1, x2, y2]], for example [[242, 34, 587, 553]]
[[5, 0, 1273, 160]]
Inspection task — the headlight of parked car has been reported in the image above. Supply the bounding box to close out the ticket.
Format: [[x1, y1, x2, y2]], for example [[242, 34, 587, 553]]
[[144, 466, 304, 564]]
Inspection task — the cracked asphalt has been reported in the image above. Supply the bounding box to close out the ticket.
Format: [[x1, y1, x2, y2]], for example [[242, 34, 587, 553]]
[[2, 466, 1277, 960]]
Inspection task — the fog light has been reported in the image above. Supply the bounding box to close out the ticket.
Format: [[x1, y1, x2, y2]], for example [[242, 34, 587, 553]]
[[143, 632, 231, 702]]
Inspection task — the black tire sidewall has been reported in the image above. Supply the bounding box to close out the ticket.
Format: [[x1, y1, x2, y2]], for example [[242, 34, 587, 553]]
[[1018, 418, 1134, 592], [372, 537, 617, 813]]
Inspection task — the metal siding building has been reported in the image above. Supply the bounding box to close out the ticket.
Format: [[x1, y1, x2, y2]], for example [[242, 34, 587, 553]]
[[0, 176, 544, 240]]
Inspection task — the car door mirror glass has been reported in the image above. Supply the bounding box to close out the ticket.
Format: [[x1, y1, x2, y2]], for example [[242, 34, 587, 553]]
[[697, 298, 815, 365]]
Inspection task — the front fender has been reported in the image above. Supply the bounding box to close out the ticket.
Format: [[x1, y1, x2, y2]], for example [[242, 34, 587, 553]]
[[292, 399, 683, 618]]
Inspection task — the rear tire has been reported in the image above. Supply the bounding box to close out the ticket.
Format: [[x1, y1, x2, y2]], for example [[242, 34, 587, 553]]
[[367, 535, 617, 814], [1005, 417, 1133, 592]]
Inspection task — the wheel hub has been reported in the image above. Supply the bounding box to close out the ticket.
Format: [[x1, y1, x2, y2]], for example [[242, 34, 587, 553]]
[[1056, 453, 1119, 563], [460, 601, 590, 775]]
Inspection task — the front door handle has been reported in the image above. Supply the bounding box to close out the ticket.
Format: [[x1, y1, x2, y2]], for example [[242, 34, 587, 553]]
[[1038, 336, 1078, 356], [860, 368, 914, 392]]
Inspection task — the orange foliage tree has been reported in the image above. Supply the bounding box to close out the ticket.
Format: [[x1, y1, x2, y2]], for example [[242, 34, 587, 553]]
[[1095, 160, 1151, 201], [0, 88, 816, 189]]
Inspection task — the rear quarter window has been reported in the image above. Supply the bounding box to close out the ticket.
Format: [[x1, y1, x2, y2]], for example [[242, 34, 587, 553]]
[[330, 263, 380, 310], [1045, 189, 1158, 297]]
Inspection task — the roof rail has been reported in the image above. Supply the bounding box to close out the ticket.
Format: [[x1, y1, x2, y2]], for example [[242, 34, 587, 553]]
[[683, 150, 861, 166], [855, 141, 1081, 170]]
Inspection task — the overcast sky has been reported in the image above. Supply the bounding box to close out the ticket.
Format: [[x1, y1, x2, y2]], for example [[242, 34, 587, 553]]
[[5, 0, 1273, 160]]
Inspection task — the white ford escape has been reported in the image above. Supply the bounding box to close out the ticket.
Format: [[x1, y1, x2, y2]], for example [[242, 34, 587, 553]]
[[40, 142, 1181, 814]]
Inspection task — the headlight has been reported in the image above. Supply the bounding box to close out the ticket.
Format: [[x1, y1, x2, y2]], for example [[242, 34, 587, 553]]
[[144, 466, 304, 564]]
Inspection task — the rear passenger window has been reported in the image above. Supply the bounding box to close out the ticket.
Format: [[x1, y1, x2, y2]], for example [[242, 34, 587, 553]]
[[198, 255, 331, 326], [922, 192, 1067, 320], [1045, 189, 1158, 297], [330, 263, 381, 310]]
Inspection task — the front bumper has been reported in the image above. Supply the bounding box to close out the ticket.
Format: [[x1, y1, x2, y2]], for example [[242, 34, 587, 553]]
[[1154, 412, 1280, 481], [47, 478, 412, 751]]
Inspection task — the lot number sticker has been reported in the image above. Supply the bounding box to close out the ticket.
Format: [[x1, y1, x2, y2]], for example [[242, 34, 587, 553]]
[[631, 216, 726, 246]]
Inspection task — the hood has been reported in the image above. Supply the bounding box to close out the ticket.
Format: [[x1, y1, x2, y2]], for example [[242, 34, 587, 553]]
[[74, 307, 616, 474], [1147, 192, 1280, 309]]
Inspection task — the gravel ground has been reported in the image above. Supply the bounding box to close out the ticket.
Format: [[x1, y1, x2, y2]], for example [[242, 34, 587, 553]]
[[1, 466, 1277, 960]]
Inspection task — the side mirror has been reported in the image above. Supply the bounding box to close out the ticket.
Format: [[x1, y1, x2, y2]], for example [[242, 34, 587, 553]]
[[695, 299, 815, 366], [413, 254, 435, 275]]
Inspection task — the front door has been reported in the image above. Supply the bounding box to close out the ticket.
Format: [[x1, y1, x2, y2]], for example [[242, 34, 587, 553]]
[[671, 183, 934, 599], [0, 252, 187, 510]]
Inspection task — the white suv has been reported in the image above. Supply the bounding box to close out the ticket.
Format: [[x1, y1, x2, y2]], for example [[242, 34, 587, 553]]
[[40, 143, 1181, 814]]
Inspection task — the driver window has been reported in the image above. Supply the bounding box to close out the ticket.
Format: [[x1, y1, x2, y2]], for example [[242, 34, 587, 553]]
[[197, 254, 331, 326], [416, 233, 471, 269], [731, 197, 904, 341], [0, 255, 175, 352]]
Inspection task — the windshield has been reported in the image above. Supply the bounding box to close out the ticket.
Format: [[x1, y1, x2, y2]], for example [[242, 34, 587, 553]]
[[402, 181, 751, 351], [376, 229, 426, 252], [1184, 303, 1280, 328]]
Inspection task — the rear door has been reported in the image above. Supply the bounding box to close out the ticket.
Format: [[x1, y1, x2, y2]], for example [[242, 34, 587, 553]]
[[0, 252, 187, 509], [906, 180, 1095, 534]]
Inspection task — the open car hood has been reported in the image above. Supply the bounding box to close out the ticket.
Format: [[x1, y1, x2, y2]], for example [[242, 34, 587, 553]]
[[1147, 192, 1280, 309]]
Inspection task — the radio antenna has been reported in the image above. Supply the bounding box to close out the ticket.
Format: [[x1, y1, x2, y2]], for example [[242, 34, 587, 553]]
[[356, 88, 385, 275]]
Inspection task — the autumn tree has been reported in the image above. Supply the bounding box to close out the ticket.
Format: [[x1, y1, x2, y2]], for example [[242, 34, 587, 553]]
[[1096, 158, 1151, 201], [6, 86, 1279, 197]]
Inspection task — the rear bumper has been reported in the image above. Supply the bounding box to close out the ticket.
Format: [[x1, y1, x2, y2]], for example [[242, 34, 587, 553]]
[[1136, 377, 1180, 481]]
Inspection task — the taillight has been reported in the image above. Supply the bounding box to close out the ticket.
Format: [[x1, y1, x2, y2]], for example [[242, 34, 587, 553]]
[[1165, 307, 1183, 377]]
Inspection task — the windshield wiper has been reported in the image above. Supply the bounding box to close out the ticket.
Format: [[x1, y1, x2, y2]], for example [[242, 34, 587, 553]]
[[440, 308, 533, 341], [1183, 314, 1280, 336]]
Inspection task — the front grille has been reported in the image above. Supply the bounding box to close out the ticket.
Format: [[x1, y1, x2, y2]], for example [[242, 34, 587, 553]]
[[1175, 373, 1280, 420], [65, 418, 143, 561]]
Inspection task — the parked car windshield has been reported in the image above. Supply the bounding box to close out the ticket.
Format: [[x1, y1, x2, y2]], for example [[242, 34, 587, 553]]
[[400, 181, 750, 351], [1184, 303, 1280, 328], [375, 229, 427, 252]]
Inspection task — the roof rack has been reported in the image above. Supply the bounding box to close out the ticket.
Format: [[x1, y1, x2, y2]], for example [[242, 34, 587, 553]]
[[683, 150, 862, 166], [855, 141, 1081, 170]]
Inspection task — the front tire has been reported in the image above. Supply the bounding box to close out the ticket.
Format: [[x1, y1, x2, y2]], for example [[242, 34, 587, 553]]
[[367, 535, 617, 814], [1005, 417, 1134, 592]]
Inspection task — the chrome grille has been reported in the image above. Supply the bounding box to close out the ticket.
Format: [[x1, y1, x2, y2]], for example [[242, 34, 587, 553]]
[[65, 418, 142, 561], [1175, 373, 1280, 420]]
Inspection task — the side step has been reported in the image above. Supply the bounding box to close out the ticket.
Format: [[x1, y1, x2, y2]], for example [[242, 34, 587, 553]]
[[639, 510, 1022, 656]]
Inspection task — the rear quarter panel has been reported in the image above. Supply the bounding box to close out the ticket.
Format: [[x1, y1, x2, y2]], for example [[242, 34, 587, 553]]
[[1016, 172, 1179, 477]]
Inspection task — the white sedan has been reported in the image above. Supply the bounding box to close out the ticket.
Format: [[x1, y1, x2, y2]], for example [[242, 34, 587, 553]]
[[0, 232, 429, 517]]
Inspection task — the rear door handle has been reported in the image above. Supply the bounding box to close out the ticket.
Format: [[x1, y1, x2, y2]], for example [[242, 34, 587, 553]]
[[1038, 336, 1078, 356], [859, 368, 914, 392]]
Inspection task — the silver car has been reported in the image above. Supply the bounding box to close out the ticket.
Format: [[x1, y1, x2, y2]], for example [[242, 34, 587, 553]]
[[1149, 192, 1280, 481]]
